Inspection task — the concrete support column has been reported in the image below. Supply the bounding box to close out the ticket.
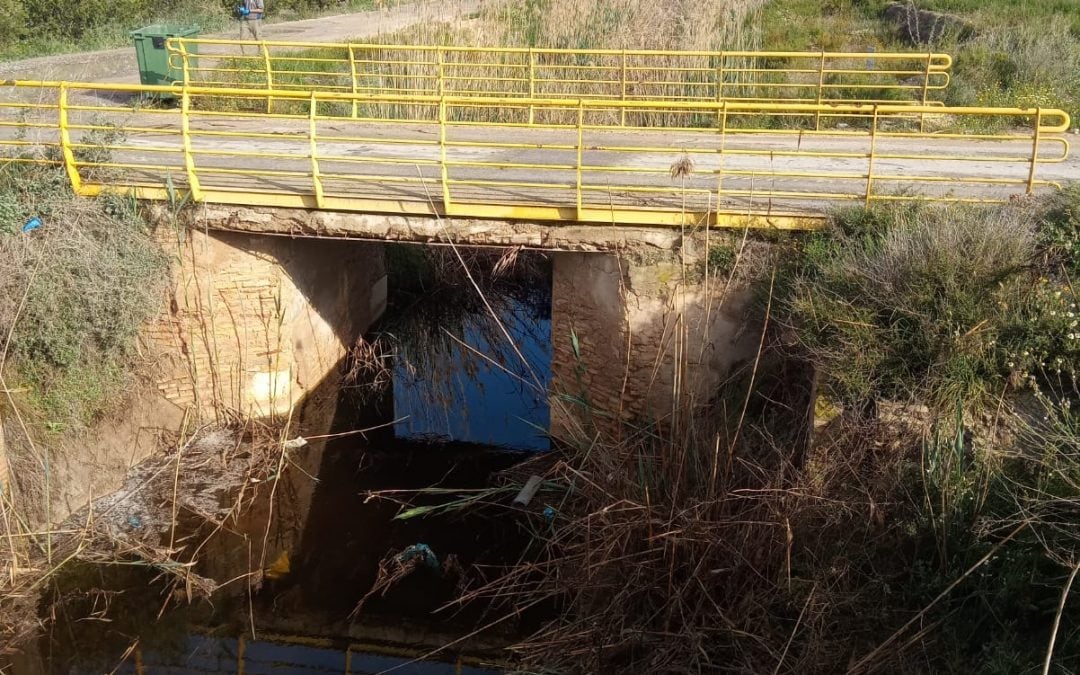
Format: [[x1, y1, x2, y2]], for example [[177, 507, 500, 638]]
[[550, 250, 761, 439], [144, 228, 387, 422]]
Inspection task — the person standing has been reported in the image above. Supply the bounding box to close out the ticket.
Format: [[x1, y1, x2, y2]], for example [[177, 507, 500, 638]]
[[238, 0, 265, 41]]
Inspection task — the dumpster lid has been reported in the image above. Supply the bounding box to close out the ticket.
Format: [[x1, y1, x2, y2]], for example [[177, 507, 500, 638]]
[[130, 24, 201, 38]]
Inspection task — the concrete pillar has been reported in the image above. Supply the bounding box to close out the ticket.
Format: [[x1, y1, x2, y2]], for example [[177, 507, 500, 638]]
[[143, 229, 387, 421], [37, 227, 387, 526], [142, 230, 389, 585], [550, 250, 761, 439]]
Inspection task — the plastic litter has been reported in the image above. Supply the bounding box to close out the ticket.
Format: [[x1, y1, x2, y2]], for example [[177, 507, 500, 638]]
[[22, 217, 41, 233], [282, 436, 308, 450], [512, 475, 544, 506], [543, 505, 556, 523], [397, 543, 439, 570], [126, 514, 142, 529]]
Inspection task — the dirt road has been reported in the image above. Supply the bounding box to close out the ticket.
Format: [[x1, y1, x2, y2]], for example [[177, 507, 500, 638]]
[[0, 0, 482, 83]]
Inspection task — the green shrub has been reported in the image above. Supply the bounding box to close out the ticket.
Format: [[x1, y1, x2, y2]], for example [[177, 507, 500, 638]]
[[946, 20, 1080, 124], [0, 164, 169, 431], [1036, 184, 1080, 278], [0, 0, 27, 46], [706, 243, 736, 276], [784, 201, 1077, 412]]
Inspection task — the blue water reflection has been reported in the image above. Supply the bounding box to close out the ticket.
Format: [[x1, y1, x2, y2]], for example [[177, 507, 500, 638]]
[[393, 299, 552, 452]]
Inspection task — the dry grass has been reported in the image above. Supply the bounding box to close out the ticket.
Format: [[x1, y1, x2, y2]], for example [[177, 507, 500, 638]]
[[423, 362, 920, 673], [0, 157, 172, 661], [197, 0, 770, 127], [362, 194, 1080, 673]]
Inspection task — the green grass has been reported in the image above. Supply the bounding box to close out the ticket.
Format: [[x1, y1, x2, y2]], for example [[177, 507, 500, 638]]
[[0, 162, 169, 433], [918, 0, 1080, 32], [759, 0, 1080, 124], [781, 195, 1079, 413]]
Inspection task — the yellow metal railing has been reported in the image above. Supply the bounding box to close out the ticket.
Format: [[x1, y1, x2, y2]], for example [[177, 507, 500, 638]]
[[0, 81, 1071, 230], [167, 39, 953, 119]]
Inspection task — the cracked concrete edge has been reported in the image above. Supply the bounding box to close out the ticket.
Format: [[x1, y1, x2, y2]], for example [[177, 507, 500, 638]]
[[162, 204, 687, 252]]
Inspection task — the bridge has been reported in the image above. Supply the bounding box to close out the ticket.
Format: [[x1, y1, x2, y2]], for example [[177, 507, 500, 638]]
[[0, 41, 1074, 234], [0, 42, 1076, 509]]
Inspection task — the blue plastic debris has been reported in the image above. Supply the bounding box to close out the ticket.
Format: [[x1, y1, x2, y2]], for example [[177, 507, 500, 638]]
[[22, 217, 41, 233], [127, 514, 142, 529], [543, 505, 556, 523], [397, 543, 439, 570]]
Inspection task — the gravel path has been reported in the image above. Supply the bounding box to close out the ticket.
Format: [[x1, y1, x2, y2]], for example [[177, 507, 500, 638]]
[[0, 0, 482, 83]]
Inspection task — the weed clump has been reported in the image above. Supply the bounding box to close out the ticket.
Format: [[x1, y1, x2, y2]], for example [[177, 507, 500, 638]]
[[785, 199, 1077, 413], [0, 163, 168, 434]]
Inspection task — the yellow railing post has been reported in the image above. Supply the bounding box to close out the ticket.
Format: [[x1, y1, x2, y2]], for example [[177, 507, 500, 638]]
[[309, 92, 325, 208], [620, 50, 628, 127], [261, 43, 274, 114], [348, 44, 359, 118], [176, 39, 191, 86], [920, 53, 934, 105], [919, 51, 933, 131], [815, 50, 827, 131], [439, 96, 451, 213], [180, 89, 203, 201], [717, 101, 728, 202], [436, 47, 445, 97], [575, 100, 584, 221], [716, 53, 725, 131], [57, 84, 82, 194], [1026, 108, 1043, 194], [865, 105, 879, 205], [527, 49, 536, 125]]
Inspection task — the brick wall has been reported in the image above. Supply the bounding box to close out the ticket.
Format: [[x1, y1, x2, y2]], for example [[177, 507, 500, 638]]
[[145, 228, 386, 421], [550, 250, 760, 438]]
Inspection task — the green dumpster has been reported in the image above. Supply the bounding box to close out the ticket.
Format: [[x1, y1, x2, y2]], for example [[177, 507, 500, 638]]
[[130, 24, 200, 94]]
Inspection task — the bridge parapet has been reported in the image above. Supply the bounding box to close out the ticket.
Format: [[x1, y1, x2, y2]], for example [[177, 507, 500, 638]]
[[167, 39, 953, 119], [0, 80, 1071, 232]]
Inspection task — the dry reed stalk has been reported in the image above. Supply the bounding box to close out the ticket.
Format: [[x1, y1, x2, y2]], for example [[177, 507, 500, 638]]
[[0, 420, 292, 656], [1043, 561, 1080, 675], [389, 330, 939, 673], [205, 0, 767, 126]]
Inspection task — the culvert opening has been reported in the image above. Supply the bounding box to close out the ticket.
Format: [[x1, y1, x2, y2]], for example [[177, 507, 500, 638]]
[[339, 243, 554, 453]]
